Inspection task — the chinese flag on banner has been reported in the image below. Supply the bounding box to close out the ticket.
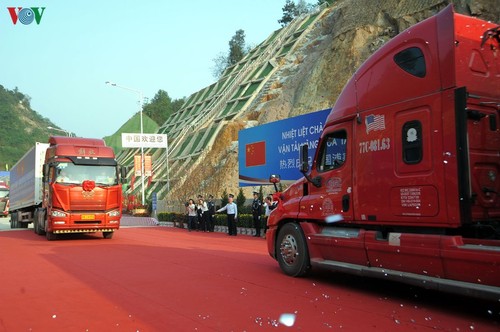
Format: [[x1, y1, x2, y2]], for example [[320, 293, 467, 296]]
[[245, 141, 266, 167]]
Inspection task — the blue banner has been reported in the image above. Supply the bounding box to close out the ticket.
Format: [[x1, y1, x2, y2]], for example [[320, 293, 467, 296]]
[[238, 109, 330, 186]]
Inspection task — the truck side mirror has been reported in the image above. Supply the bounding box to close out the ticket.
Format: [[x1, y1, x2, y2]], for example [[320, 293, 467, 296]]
[[119, 166, 128, 184], [300, 144, 309, 173], [269, 174, 281, 192], [42, 164, 49, 183]]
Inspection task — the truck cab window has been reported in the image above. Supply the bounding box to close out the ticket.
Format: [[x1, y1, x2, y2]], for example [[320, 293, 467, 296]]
[[317, 130, 347, 172], [402, 120, 423, 164], [394, 47, 426, 78]]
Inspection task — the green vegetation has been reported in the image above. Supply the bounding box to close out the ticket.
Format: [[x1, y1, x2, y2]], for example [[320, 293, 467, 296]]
[[103, 112, 160, 154], [0, 85, 60, 171]]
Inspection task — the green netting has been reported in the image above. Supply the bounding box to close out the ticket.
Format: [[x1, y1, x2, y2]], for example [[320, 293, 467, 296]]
[[183, 94, 197, 108], [249, 65, 263, 80], [227, 99, 247, 116], [232, 84, 247, 99], [265, 29, 281, 45], [298, 13, 318, 31], [258, 63, 274, 79], [204, 84, 216, 99], [175, 133, 194, 158], [179, 108, 192, 121], [190, 129, 207, 154], [218, 102, 235, 118], [191, 90, 203, 105], [242, 82, 261, 97], [279, 42, 294, 56], [213, 79, 227, 95], [223, 65, 235, 77]]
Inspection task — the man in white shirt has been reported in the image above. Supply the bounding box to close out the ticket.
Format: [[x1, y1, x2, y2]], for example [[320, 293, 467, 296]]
[[216, 194, 238, 236]]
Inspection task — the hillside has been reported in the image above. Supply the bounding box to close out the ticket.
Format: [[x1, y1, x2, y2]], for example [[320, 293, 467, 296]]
[[0, 86, 62, 171], [103, 112, 159, 154], [156, 0, 500, 210]]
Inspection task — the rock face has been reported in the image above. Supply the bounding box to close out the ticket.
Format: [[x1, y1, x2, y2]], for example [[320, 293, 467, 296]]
[[168, 0, 499, 204]]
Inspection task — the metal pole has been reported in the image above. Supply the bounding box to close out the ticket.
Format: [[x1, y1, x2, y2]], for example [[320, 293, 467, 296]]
[[105, 81, 146, 205], [139, 91, 145, 206]]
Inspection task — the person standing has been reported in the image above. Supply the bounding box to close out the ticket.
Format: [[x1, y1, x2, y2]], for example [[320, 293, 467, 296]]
[[263, 195, 276, 238], [187, 199, 197, 232], [207, 195, 216, 232], [197, 197, 209, 232], [251, 191, 262, 237], [216, 193, 238, 236]]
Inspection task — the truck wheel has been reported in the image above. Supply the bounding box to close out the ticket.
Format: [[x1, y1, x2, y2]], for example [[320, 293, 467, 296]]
[[103, 231, 114, 239], [276, 222, 310, 277], [10, 212, 18, 228], [34, 209, 46, 236]]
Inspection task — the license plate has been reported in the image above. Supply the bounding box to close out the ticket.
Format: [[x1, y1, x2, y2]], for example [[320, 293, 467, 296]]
[[81, 214, 95, 220]]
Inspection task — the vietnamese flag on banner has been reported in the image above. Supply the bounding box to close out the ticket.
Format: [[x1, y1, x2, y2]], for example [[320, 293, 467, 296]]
[[245, 141, 266, 167]]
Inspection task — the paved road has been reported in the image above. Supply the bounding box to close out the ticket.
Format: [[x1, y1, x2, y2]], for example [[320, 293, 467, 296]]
[[0, 226, 498, 331]]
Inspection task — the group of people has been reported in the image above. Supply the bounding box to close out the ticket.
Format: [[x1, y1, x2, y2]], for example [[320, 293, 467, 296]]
[[185, 192, 277, 237], [186, 195, 216, 232]]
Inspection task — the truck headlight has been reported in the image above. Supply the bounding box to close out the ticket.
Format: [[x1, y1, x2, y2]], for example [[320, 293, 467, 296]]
[[51, 210, 67, 217], [107, 210, 120, 217]]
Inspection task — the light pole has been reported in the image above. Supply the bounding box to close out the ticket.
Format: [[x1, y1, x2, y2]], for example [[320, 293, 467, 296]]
[[47, 126, 72, 137], [105, 81, 145, 206]]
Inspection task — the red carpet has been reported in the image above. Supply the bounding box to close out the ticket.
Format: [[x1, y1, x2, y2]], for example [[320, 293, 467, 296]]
[[0, 227, 498, 331]]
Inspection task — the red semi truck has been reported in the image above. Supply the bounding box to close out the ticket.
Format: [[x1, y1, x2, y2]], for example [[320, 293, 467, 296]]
[[267, 6, 500, 300], [10, 137, 126, 240]]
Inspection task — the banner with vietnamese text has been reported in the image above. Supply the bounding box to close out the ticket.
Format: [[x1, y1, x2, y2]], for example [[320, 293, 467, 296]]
[[238, 109, 330, 186]]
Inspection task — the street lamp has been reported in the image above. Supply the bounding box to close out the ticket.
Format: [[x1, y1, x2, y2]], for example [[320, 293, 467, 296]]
[[47, 126, 72, 137], [105, 81, 145, 206]]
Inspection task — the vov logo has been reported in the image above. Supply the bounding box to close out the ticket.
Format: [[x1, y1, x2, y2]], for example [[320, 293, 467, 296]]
[[7, 7, 46, 25]]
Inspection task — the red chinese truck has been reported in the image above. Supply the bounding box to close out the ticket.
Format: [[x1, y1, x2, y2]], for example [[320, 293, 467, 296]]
[[267, 6, 500, 300], [10, 137, 126, 240]]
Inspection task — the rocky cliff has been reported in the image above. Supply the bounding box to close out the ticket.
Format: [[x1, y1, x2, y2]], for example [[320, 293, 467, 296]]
[[166, 0, 499, 203]]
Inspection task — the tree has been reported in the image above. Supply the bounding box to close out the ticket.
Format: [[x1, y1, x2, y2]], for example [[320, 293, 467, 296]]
[[278, 0, 313, 27], [142, 90, 185, 126], [228, 29, 246, 66], [278, 0, 296, 27], [211, 52, 229, 79], [236, 188, 246, 211], [211, 29, 248, 79], [221, 189, 229, 208]]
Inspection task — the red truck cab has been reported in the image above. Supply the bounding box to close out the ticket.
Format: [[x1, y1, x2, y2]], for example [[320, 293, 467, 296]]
[[38, 136, 124, 240], [267, 6, 500, 300]]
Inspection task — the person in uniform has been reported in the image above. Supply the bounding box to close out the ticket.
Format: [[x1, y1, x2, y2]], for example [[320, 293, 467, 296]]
[[216, 194, 238, 236], [251, 191, 262, 237], [207, 195, 216, 232]]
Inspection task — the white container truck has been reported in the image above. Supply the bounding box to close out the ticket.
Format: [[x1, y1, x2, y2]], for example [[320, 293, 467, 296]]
[[9, 142, 49, 228]]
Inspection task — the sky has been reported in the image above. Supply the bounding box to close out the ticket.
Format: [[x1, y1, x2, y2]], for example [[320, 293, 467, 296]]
[[1, 1, 292, 138]]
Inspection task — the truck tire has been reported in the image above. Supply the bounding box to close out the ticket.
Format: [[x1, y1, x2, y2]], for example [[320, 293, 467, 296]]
[[276, 222, 310, 277], [34, 209, 46, 236], [10, 212, 18, 228], [102, 231, 114, 239]]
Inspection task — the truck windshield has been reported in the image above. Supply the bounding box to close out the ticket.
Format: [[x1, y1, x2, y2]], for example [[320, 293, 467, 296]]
[[0, 189, 8, 198], [55, 163, 118, 186]]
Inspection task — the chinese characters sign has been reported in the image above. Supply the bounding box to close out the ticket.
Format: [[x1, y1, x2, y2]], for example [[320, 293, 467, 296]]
[[238, 109, 330, 186], [121, 133, 168, 149]]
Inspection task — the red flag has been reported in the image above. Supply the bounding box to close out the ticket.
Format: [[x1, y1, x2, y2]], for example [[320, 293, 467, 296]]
[[245, 141, 266, 167], [147, 171, 154, 187], [131, 175, 135, 190]]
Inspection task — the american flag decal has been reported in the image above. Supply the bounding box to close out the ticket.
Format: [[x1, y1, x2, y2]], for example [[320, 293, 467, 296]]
[[365, 114, 386, 134]]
